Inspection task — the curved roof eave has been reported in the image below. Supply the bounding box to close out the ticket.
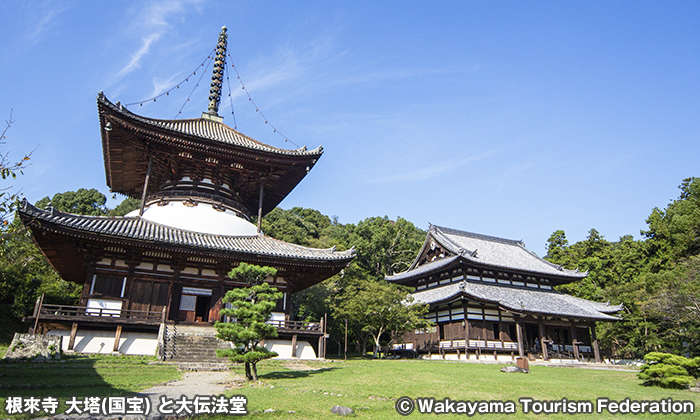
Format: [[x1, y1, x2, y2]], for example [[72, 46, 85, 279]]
[[19, 200, 355, 263], [97, 92, 323, 158], [411, 281, 621, 322]]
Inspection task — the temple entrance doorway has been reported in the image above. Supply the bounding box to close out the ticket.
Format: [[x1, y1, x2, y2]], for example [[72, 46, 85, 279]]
[[195, 295, 210, 322]]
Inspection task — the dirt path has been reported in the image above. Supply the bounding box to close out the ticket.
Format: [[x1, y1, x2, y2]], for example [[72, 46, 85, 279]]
[[139, 371, 242, 417]]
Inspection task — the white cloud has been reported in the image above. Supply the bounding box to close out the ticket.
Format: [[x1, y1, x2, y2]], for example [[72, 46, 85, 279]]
[[368, 146, 508, 184], [115, 0, 204, 79], [22, 0, 70, 46]]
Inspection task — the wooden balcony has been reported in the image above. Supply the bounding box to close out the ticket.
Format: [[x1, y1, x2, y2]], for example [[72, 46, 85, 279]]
[[33, 304, 164, 326], [266, 320, 323, 335]]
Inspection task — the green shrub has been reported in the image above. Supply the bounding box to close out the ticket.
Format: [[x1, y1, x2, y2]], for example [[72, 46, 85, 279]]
[[638, 352, 700, 389]]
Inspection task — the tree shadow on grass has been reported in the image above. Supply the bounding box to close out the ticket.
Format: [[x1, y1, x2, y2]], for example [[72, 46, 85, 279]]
[[259, 366, 340, 380]]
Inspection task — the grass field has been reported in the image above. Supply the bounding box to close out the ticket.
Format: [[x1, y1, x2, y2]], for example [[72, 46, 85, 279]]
[[203, 358, 700, 420], [0, 355, 698, 419], [0, 355, 181, 419]]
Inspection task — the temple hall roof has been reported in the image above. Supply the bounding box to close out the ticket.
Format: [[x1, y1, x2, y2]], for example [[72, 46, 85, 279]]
[[390, 225, 586, 282], [410, 280, 622, 321]]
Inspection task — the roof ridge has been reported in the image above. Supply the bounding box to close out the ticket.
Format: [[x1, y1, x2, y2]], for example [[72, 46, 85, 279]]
[[431, 225, 524, 247]]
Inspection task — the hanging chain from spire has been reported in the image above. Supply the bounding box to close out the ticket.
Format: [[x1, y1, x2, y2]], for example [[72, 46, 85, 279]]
[[124, 49, 215, 108], [228, 54, 299, 148]]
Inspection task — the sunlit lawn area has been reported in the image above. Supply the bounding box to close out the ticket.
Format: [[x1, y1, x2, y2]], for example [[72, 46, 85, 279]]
[[1, 354, 699, 419], [204, 358, 700, 419]]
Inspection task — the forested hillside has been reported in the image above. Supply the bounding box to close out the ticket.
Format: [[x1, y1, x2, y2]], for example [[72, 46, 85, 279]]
[[0, 178, 698, 358], [545, 177, 700, 358]]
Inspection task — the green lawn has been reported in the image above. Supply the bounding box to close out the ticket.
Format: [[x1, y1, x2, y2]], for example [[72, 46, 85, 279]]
[[202, 359, 700, 419], [0, 355, 181, 419], [1, 353, 699, 419]]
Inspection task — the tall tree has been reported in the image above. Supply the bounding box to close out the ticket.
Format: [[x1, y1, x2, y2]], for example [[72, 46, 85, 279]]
[[331, 278, 431, 358], [215, 264, 282, 381], [644, 177, 700, 270], [36, 188, 108, 216], [0, 220, 81, 318], [348, 216, 425, 278], [0, 111, 32, 226], [109, 197, 141, 216]]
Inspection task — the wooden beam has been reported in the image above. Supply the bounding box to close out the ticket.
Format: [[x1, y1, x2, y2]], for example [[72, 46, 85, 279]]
[[139, 154, 154, 217], [538, 318, 549, 361], [32, 294, 44, 334], [590, 323, 601, 363], [113, 325, 123, 353], [515, 317, 525, 358], [68, 322, 78, 351], [570, 323, 579, 361], [257, 181, 265, 233], [462, 299, 470, 357], [291, 334, 298, 358]]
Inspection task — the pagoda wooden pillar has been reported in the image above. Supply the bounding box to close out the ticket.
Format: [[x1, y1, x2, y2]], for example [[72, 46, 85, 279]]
[[257, 181, 265, 233], [113, 325, 122, 353], [68, 322, 79, 351], [139, 154, 153, 217], [291, 334, 298, 358]]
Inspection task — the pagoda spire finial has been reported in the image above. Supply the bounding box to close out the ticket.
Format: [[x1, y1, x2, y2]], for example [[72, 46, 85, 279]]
[[204, 26, 228, 120]]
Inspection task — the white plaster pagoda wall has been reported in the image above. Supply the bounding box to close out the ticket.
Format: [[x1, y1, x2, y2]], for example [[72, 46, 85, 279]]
[[265, 339, 317, 360], [47, 330, 158, 355]]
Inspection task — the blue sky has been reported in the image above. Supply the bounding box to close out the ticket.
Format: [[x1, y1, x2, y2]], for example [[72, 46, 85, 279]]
[[1, 1, 698, 255]]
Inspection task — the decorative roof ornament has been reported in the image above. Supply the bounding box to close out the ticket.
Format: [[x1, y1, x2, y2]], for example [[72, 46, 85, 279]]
[[203, 26, 228, 121]]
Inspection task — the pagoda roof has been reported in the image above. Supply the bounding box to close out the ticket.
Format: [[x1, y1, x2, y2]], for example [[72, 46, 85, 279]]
[[19, 201, 354, 264], [388, 225, 586, 283], [410, 280, 622, 321], [99, 93, 321, 157], [97, 93, 323, 215]]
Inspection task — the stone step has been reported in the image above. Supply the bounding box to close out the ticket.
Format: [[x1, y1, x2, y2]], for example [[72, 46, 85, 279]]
[[174, 362, 231, 371]]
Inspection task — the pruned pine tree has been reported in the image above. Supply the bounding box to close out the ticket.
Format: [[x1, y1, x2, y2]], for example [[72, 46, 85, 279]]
[[215, 264, 281, 381]]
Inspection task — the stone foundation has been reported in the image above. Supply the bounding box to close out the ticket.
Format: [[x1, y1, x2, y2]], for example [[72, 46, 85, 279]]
[[3, 333, 62, 360]]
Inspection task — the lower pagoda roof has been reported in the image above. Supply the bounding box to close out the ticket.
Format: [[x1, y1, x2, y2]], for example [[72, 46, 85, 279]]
[[19, 201, 354, 292], [410, 281, 622, 321], [19, 201, 354, 263]]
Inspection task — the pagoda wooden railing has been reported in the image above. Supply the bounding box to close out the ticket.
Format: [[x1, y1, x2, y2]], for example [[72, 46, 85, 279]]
[[36, 304, 164, 325], [266, 320, 323, 334]]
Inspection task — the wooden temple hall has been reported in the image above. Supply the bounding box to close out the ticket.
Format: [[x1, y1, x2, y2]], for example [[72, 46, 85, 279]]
[[20, 27, 354, 360], [387, 225, 622, 363]]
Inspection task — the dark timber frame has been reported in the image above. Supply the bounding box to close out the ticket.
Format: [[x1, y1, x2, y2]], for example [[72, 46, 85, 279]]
[[387, 225, 620, 362]]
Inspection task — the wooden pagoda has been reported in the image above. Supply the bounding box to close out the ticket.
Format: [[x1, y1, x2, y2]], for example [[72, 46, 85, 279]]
[[20, 27, 354, 360], [386, 225, 621, 363]]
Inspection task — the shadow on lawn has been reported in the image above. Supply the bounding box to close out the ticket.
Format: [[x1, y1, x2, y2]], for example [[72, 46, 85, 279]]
[[0, 355, 141, 418], [260, 366, 340, 380]]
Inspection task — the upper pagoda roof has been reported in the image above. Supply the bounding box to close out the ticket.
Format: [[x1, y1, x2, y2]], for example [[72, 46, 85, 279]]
[[387, 225, 586, 283], [97, 93, 323, 215], [99, 92, 321, 157]]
